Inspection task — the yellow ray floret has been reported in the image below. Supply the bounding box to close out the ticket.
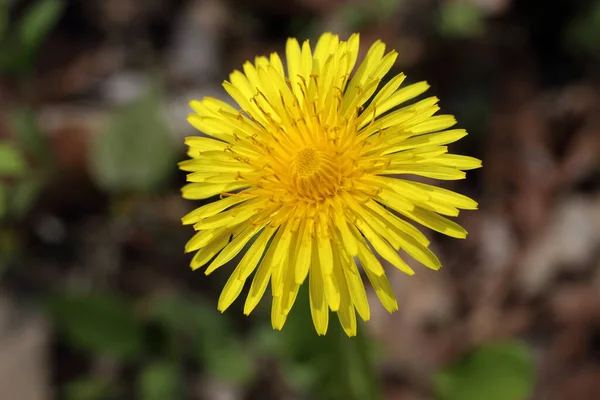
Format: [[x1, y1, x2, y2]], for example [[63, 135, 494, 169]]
[[180, 32, 482, 336]]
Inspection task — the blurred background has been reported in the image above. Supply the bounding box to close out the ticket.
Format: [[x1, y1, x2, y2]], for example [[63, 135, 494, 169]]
[[1, 0, 599, 399]]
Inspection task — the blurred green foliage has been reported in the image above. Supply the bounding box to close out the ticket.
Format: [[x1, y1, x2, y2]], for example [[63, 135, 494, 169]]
[[434, 340, 535, 400], [0, 185, 5, 220], [0, 0, 64, 75], [438, 2, 484, 38], [566, 0, 600, 55], [340, 0, 400, 31], [44, 288, 386, 399], [18, 0, 63, 50], [46, 292, 146, 359], [151, 296, 255, 385], [46, 291, 255, 396], [0, 142, 26, 219], [252, 287, 382, 400], [0, 143, 26, 177], [11, 107, 51, 163], [0, 109, 51, 221], [137, 360, 182, 400], [89, 85, 177, 194], [63, 378, 118, 400]]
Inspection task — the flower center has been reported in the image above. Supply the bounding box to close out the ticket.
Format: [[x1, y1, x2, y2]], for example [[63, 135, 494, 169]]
[[293, 148, 321, 177], [291, 147, 341, 201]]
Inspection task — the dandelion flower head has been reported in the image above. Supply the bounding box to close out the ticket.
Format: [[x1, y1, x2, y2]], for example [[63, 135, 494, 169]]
[[180, 33, 481, 336]]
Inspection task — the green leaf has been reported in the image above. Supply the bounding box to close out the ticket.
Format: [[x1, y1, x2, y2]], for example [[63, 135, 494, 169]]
[[152, 296, 228, 339], [434, 340, 535, 400], [8, 177, 42, 218], [438, 2, 484, 38], [152, 296, 255, 385], [10, 107, 51, 163], [0, 143, 26, 176], [201, 339, 255, 385], [45, 292, 145, 359], [63, 378, 116, 400], [18, 0, 64, 51], [89, 85, 177, 193], [137, 360, 181, 400], [0, 39, 29, 74], [0, 185, 5, 218]]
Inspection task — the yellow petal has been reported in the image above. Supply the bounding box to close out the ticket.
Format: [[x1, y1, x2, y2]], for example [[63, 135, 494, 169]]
[[244, 227, 284, 315], [409, 115, 456, 135], [400, 207, 468, 239], [205, 221, 267, 275], [401, 180, 479, 210], [364, 199, 430, 246], [236, 225, 277, 280], [354, 232, 385, 276], [323, 272, 340, 312], [218, 274, 245, 312], [269, 52, 285, 76], [354, 216, 414, 275], [428, 154, 482, 170], [313, 32, 333, 65], [190, 232, 230, 270], [382, 165, 466, 180], [344, 40, 385, 106], [339, 249, 370, 321], [345, 33, 360, 76], [181, 194, 254, 225], [181, 182, 249, 200], [375, 81, 431, 120], [334, 253, 357, 336], [357, 73, 406, 128], [364, 268, 398, 313], [317, 235, 333, 276], [185, 226, 229, 253], [184, 136, 229, 151], [194, 198, 265, 230], [294, 219, 313, 284], [300, 39, 313, 80], [309, 259, 329, 335], [335, 214, 358, 257], [271, 295, 287, 330], [179, 158, 255, 173], [386, 129, 468, 153]]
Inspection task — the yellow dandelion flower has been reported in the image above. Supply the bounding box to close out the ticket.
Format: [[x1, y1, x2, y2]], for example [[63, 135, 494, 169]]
[[180, 32, 481, 337]]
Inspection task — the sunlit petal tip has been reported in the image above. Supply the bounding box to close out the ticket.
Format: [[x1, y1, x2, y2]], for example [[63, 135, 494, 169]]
[[177, 160, 193, 171], [183, 246, 195, 254], [181, 217, 192, 226], [183, 136, 198, 146], [188, 99, 202, 110], [344, 329, 357, 338], [315, 329, 327, 336], [429, 263, 442, 271], [204, 267, 215, 276], [180, 32, 481, 335]]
